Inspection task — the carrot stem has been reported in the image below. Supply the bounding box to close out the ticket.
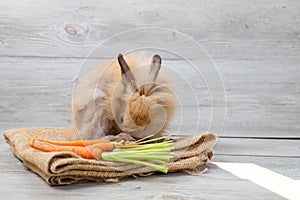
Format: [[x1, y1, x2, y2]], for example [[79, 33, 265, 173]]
[[102, 154, 168, 173]]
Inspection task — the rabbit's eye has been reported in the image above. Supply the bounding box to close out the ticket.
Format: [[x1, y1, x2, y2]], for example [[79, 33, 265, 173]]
[[120, 114, 125, 124]]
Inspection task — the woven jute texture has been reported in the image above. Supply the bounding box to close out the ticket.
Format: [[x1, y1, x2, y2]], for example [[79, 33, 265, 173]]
[[3, 127, 217, 186]]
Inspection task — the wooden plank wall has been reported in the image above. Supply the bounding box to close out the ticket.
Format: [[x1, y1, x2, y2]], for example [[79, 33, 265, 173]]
[[0, 0, 299, 138], [0, 0, 299, 59]]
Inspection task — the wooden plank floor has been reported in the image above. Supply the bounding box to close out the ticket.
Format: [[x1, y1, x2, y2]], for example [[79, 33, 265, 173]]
[[1, 132, 299, 199], [1, 134, 298, 199]]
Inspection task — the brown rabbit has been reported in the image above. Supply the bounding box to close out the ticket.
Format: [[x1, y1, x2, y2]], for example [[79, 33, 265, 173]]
[[67, 53, 176, 141]]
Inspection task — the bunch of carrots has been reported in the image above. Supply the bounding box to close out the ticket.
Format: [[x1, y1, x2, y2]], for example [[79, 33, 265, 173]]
[[27, 133, 174, 173]]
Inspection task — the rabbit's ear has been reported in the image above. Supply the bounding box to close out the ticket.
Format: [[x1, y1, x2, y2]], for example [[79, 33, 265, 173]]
[[148, 54, 161, 82], [118, 53, 137, 91]]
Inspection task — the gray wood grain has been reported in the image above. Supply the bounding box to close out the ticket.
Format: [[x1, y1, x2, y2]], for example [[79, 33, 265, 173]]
[[0, 0, 299, 59], [0, 173, 285, 200], [0, 172, 285, 200], [214, 138, 300, 158]]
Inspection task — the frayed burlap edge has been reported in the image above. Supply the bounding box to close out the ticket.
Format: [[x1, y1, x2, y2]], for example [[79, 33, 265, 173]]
[[3, 127, 217, 185]]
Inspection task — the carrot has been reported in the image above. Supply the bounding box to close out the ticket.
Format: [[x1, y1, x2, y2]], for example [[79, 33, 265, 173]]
[[28, 137, 59, 152], [26, 133, 174, 173], [73, 146, 103, 160], [28, 136, 105, 160], [32, 138, 110, 147], [90, 143, 114, 152]]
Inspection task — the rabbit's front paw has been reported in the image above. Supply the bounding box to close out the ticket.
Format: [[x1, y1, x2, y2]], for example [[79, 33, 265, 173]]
[[103, 133, 136, 142], [116, 133, 136, 141]]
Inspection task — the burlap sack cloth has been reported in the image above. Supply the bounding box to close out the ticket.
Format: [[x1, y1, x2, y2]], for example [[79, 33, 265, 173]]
[[3, 127, 217, 186]]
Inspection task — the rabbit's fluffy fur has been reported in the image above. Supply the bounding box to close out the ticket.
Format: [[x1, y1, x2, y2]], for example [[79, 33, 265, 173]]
[[67, 53, 176, 140]]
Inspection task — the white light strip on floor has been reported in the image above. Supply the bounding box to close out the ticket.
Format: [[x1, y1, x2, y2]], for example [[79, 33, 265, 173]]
[[213, 162, 300, 200]]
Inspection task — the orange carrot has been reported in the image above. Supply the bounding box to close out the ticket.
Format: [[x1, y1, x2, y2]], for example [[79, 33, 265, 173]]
[[73, 146, 102, 160], [33, 138, 110, 147], [28, 137, 58, 152], [90, 143, 114, 152], [28, 136, 105, 160]]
